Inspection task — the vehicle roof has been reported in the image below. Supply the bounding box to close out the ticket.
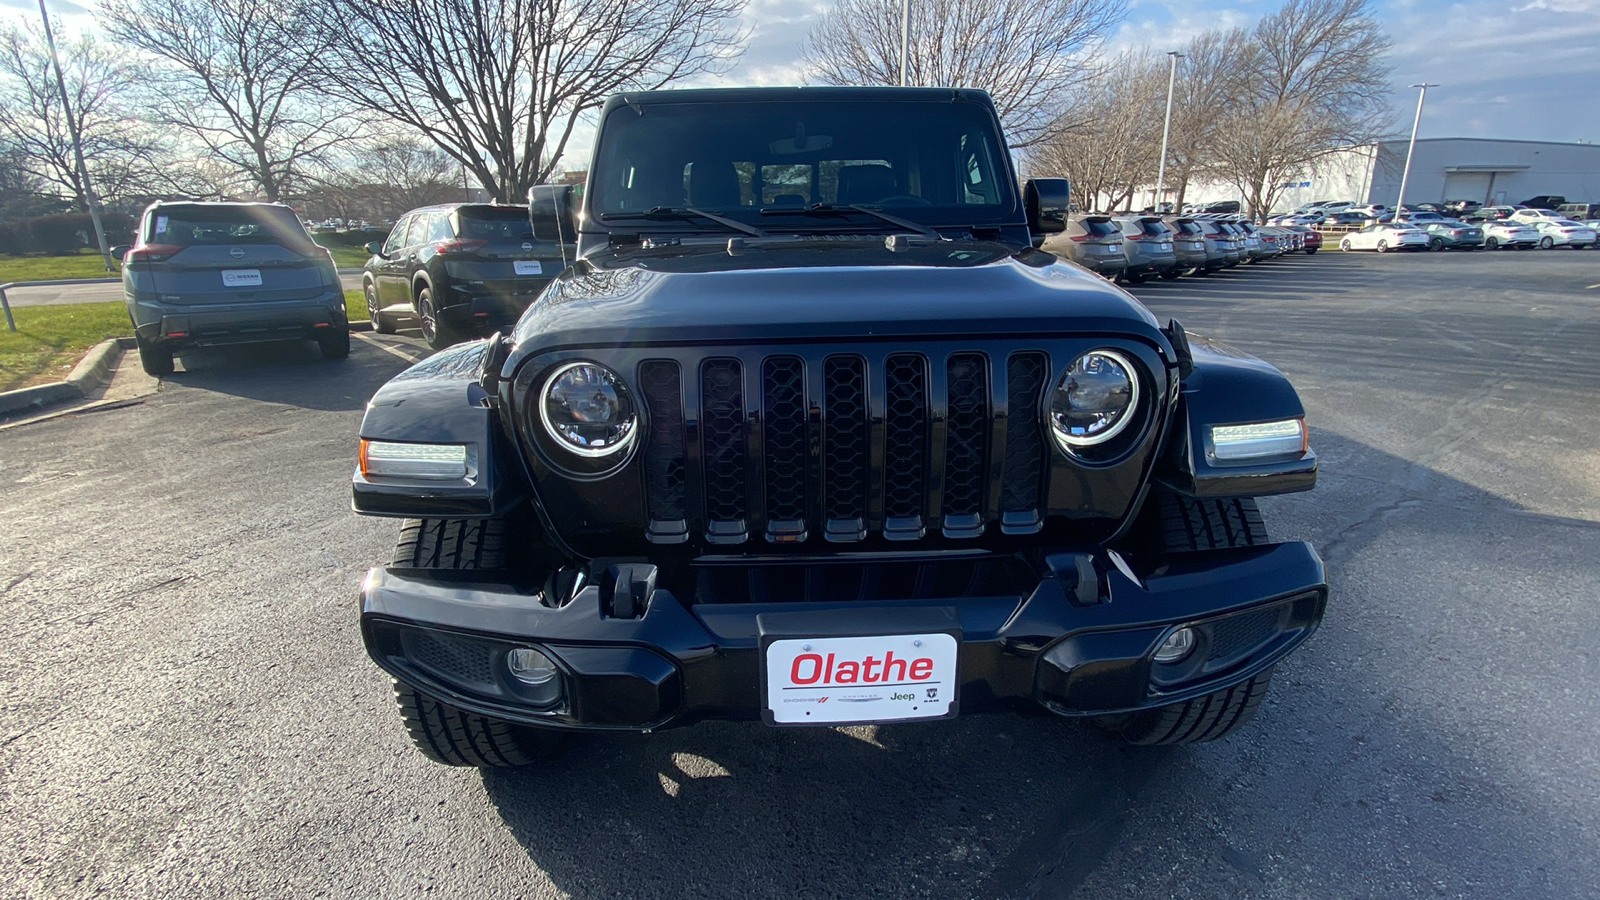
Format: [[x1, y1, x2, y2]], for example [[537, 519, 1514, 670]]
[[393, 203, 527, 215], [605, 85, 996, 109], [144, 200, 295, 211]]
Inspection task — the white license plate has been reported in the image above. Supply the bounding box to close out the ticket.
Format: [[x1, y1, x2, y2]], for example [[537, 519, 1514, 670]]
[[1157, 242, 1171, 251], [513, 260, 543, 276], [765, 633, 958, 725], [221, 269, 261, 287]]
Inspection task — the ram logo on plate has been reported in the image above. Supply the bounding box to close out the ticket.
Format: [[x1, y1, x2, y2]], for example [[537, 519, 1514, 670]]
[[765, 633, 957, 725]]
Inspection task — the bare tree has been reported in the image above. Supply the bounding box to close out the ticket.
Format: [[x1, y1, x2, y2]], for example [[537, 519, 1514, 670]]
[[312, 0, 746, 204], [99, 0, 359, 202], [1160, 29, 1253, 213], [803, 0, 1126, 147], [0, 22, 166, 211], [1209, 0, 1392, 219], [311, 137, 465, 220], [1025, 49, 1166, 211]]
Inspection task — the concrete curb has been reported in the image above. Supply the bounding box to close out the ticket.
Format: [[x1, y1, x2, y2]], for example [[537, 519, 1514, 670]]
[[0, 337, 126, 418]]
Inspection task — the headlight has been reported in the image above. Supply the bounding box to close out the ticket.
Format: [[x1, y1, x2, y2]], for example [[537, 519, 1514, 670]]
[[539, 361, 638, 457], [1210, 418, 1307, 460], [360, 440, 469, 480], [1049, 350, 1139, 448]]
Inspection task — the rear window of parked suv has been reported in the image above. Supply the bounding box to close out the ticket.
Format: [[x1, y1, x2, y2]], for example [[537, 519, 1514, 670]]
[[1079, 219, 1119, 237], [457, 206, 536, 240], [147, 205, 314, 249]]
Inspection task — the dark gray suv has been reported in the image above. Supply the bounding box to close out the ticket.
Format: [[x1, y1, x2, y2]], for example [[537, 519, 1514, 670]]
[[118, 201, 347, 376]]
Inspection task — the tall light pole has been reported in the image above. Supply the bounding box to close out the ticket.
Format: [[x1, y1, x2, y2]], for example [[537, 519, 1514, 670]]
[[899, 0, 910, 86], [37, 0, 113, 271], [1394, 83, 1438, 222], [1154, 51, 1183, 213]]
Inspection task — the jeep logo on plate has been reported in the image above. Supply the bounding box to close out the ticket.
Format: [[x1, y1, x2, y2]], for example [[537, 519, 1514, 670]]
[[230, 247, 245, 259]]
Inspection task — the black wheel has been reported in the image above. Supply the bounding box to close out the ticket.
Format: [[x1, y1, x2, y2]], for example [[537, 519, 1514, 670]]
[[1125, 271, 1149, 284], [1485, 236, 1499, 249], [1304, 247, 1317, 255], [317, 327, 350, 359], [135, 335, 173, 376], [1159, 269, 1181, 280], [416, 286, 457, 350], [1096, 493, 1274, 745], [390, 518, 565, 767], [366, 282, 396, 335], [1429, 237, 1445, 251], [394, 681, 564, 767], [1099, 670, 1274, 746]]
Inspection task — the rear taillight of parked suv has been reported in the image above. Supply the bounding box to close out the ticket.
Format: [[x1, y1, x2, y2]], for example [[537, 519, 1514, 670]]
[[432, 238, 489, 254], [125, 243, 184, 263]]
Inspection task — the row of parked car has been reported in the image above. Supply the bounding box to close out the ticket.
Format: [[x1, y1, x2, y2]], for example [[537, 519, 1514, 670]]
[[1335, 214, 1597, 252], [1044, 213, 1318, 283]]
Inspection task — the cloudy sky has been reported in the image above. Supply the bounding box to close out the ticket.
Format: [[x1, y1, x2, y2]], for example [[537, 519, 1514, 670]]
[[5, 0, 1595, 148]]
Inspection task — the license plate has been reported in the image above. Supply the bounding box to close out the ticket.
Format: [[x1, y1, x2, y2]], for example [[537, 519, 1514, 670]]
[[513, 260, 543, 275], [1157, 242, 1171, 251], [221, 269, 261, 287], [765, 633, 958, 724]]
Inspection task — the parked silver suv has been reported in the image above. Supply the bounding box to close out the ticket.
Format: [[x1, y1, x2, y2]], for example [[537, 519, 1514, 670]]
[[1110, 214, 1179, 282], [118, 201, 347, 375], [1043, 214, 1126, 279]]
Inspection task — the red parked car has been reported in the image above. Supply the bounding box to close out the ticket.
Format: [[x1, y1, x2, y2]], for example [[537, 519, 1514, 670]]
[[1285, 225, 1322, 255]]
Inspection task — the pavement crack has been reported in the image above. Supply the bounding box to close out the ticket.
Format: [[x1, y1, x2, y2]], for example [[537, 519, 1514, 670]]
[[2, 571, 32, 595], [0, 709, 62, 749]]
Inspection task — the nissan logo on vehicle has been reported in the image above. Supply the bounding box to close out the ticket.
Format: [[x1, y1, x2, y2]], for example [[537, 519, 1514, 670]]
[[230, 247, 245, 259], [521, 242, 533, 251]]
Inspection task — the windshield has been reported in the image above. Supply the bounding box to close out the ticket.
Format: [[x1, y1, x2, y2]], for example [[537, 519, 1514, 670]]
[[589, 98, 1016, 229], [144, 205, 312, 248]]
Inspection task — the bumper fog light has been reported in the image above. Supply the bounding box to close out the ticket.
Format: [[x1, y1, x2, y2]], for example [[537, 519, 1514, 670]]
[[506, 646, 563, 707], [1153, 626, 1196, 663]]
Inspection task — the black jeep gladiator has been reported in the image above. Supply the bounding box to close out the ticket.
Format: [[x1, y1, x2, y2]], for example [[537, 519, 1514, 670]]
[[352, 87, 1325, 767]]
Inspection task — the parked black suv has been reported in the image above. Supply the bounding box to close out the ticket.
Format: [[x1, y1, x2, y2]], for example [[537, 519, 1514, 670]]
[[351, 87, 1325, 767], [361, 202, 572, 349]]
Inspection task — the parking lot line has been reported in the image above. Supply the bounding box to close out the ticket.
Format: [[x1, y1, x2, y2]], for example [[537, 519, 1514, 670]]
[[353, 331, 427, 364]]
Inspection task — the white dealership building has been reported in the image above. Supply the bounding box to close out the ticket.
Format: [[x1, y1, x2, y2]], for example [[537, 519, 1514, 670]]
[[1179, 137, 1600, 213]]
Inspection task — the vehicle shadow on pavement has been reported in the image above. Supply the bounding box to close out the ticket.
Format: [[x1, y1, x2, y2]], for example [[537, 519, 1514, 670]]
[[474, 429, 1600, 899], [160, 339, 403, 412], [480, 714, 1178, 899]]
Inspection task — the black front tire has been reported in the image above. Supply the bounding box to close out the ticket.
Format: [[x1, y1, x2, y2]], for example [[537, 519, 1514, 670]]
[[416, 287, 458, 350], [317, 328, 350, 359], [1096, 493, 1274, 745], [136, 335, 174, 376], [394, 682, 564, 767], [366, 283, 396, 335]]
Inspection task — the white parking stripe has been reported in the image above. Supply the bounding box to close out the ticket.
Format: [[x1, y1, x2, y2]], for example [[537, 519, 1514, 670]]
[[353, 331, 426, 364]]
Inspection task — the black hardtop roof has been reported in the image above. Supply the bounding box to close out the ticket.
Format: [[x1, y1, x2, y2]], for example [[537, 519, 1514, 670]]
[[603, 85, 996, 112]]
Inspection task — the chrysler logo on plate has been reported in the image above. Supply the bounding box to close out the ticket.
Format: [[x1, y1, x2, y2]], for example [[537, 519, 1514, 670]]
[[522, 242, 533, 251], [230, 247, 245, 259]]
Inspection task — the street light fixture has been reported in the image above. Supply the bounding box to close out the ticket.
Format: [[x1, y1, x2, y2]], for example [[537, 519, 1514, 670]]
[[1154, 51, 1183, 214], [1394, 83, 1439, 223]]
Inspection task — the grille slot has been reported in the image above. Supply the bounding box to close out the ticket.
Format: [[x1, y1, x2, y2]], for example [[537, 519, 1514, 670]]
[[942, 353, 989, 538], [762, 356, 808, 542], [883, 353, 929, 540], [640, 360, 688, 543], [402, 630, 496, 689], [1000, 352, 1048, 534], [700, 358, 748, 544], [1208, 606, 1283, 662], [690, 557, 1033, 604], [822, 356, 869, 542]]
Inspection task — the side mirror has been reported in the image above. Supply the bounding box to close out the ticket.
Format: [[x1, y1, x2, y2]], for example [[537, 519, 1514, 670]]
[[110, 245, 130, 260], [1025, 178, 1070, 237], [363, 241, 384, 256], [528, 183, 579, 245]]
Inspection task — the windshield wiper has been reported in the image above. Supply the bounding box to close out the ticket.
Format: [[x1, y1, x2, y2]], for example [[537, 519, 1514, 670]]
[[601, 206, 768, 238], [760, 203, 943, 239]]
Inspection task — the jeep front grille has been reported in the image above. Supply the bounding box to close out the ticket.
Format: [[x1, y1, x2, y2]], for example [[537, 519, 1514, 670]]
[[637, 348, 1057, 546]]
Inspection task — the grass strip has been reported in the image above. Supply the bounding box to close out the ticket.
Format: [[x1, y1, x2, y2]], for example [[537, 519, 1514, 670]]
[[0, 250, 119, 284], [0, 301, 131, 392]]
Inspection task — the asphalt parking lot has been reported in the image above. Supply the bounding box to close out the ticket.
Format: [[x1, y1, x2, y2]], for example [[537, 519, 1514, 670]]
[[2, 249, 1597, 899]]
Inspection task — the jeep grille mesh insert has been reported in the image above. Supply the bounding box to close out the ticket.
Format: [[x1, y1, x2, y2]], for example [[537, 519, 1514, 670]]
[[639, 360, 688, 542], [630, 347, 1093, 546], [822, 356, 869, 541], [1000, 352, 1048, 533], [402, 630, 495, 689], [700, 359, 748, 543], [762, 356, 809, 541], [883, 353, 929, 538], [942, 353, 989, 537], [1208, 606, 1282, 662]]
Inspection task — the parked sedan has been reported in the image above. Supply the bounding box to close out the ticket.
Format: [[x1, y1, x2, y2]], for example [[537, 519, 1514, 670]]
[[1482, 220, 1539, 250], [1420, 220, 1485, 251], [1284, 225, 1323, 254], [1530, 219, 1596, 249], [1338, 223, 1430, 252]]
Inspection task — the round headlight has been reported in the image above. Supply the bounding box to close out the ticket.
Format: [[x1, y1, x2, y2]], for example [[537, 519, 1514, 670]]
[[1050, 350, 1139, 448], [539, 362, 638, 457]]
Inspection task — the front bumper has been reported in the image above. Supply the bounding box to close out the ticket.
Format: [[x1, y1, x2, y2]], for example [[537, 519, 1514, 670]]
[[361, 542, 1327, 731]]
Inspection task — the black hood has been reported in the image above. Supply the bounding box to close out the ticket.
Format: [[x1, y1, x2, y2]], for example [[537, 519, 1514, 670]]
[[507, 239, 1165, 359]]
